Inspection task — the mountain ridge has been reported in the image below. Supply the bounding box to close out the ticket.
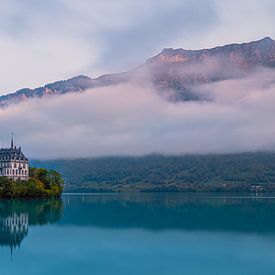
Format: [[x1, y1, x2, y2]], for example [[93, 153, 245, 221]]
[[1, 37, 275, 106]]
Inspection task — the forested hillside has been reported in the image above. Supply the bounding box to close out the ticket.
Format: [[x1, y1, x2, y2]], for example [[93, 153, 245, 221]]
[[31, 153, 275, 192]]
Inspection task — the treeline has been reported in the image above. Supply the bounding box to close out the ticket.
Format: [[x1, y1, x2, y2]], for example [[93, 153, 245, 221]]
[[0, 167, 64, 198], [31, 153, 275, 192], [0, 198, 63, 225]]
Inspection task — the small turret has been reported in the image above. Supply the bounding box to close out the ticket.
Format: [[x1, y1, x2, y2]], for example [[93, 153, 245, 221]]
[[0, 133, 29, 180], [11, 133, 14, 149]]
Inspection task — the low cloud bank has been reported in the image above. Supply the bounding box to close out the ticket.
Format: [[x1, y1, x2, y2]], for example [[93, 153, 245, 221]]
[[1, 69, 275, 159]]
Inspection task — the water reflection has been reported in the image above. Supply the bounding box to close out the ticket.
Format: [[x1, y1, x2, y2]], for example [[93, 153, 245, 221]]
[[61, 193, 275, 233], [1, 194, 275, 274], [2, 194, 275, 251], [0, 213, 28, 252], [0, 199, 63, 252]]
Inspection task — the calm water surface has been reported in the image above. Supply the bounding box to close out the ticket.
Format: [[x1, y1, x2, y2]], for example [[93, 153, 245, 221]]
[[1, 193, 275, 275]]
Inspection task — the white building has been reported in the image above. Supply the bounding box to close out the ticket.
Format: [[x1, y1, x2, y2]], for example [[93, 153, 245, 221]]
[[0, 135, 29, 181], [0, 213, 29, 252]]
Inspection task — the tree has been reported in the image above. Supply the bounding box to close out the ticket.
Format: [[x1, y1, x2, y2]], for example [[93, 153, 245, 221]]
[[0, 167, 64, 198]]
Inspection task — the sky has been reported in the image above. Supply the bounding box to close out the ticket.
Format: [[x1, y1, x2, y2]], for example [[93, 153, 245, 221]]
[[1, 0, 275, 159], [0, 0, 275, 94]]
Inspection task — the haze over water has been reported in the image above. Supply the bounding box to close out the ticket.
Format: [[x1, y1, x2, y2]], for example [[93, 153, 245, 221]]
[[0, 193, 275, 275]]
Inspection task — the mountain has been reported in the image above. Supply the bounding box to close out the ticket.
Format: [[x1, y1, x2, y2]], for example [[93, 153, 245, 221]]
[[30, 153, 275, 192], [1, 37, 275, 106], [145, 37, 275, 99]]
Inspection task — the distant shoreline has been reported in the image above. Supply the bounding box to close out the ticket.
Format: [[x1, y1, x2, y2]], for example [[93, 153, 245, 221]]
[[31, 153, 275, 194], [63, 184, 275, 194]]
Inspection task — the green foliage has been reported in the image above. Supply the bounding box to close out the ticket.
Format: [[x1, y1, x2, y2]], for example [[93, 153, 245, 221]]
[[31, 153, 275, 192], [0, 167, 64, 198]]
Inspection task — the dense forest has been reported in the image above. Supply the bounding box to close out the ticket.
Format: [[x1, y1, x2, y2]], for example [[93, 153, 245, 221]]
[[31, 153, 275, 192], [0, 168, 64, 198]]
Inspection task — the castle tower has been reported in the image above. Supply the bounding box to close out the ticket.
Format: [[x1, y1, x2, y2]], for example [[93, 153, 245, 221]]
[[0, 134, 29, 181], [11, 133, 13, 149]]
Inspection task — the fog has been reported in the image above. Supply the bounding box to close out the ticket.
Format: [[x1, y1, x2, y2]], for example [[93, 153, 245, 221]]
[[1, 68, 275, 159]]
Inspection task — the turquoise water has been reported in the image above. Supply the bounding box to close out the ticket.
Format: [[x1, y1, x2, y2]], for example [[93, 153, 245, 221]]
[[1, 193, 275, 274]]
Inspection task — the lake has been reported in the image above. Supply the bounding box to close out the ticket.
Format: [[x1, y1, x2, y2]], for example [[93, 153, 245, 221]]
[[1, 193, 275, 275]]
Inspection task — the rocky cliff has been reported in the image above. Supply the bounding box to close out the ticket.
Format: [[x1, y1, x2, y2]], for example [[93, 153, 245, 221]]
[[1, 37, 274, 106]]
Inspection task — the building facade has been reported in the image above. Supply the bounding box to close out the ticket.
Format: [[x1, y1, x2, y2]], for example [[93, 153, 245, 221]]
[[0, 213, 29, 252], [0, 136, 29, 181]]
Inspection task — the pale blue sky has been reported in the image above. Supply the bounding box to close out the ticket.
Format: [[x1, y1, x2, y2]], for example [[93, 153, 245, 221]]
[[0, 0, 274, 94]]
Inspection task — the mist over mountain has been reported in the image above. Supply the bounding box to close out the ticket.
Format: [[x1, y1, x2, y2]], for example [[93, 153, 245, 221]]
[[1, 37, 275, 107], [1, 37, 275, 159]]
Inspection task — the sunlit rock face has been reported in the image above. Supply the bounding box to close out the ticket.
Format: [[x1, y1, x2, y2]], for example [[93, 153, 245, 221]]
[[145, 37, 275, 98], [148, 37, 275, 67], [0, 37, 274, 106], [0, 75, 93, 107]]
